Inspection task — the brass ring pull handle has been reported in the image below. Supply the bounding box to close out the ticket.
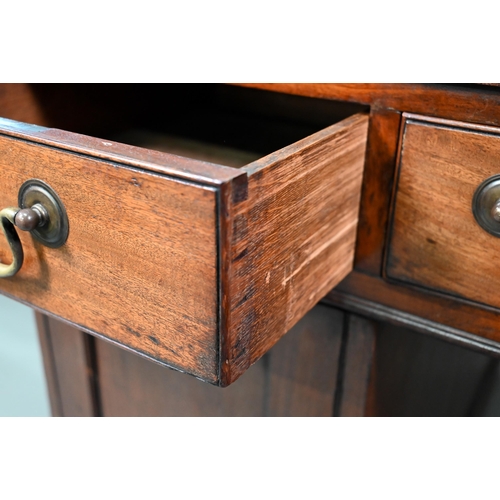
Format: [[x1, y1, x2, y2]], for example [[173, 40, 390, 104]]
[[0, 207, 24, 278], [0, 205, 48, 278], [0, 180, 69, 278]]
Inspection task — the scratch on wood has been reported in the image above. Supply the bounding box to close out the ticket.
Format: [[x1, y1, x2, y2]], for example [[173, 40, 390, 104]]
[[281, 220, 357, 287]]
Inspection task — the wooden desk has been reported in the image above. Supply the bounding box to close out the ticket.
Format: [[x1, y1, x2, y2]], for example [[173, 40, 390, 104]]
[[1, 84, 500, 416]]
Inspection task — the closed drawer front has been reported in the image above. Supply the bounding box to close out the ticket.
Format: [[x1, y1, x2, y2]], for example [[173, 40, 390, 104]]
[[386, 113, 500, 312], [0, 88, 368, 386]]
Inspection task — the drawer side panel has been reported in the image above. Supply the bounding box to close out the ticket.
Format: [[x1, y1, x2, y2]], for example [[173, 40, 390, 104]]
[[223, 114, 369, 384]]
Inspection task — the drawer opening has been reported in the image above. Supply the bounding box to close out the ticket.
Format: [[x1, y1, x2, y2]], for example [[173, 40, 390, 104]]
[[0, 84, 369, 386], [29, 84, 367, 169]]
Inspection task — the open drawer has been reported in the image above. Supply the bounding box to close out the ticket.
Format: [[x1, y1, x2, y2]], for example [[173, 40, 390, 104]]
[[0, 85, 368, 386]]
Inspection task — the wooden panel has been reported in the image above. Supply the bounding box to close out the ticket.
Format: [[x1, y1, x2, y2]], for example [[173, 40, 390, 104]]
[[386, 115, 500, 311], [368, 322, 492, 417], [223, 114, 369, 384], [354, 108, 401, 274], [36, 313, 97, 417], [97, 337, 267, 417], [96, 305, 343, 417], [265, 305, 343, 417], [0, 120, 223, 384], [337, 314, 376, 417], [236, 84, 500, 127], [467, 359, 500, 416], [329, 271, 500, 353]]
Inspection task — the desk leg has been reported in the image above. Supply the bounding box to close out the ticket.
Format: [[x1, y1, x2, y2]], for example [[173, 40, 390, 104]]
[[35, 313, 100, 417], [335, 314, 377, 417]]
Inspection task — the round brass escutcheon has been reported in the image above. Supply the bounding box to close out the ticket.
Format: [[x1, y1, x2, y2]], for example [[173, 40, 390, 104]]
[[18, 179, 69, 248], [472, 174, 500, 237], [0, 180, 68, 278]]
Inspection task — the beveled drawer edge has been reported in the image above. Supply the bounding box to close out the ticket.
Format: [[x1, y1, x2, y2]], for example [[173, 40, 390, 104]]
[[402, 112, 500, 136], [326, 287, 500, 359], [0, 117, 244, 187]]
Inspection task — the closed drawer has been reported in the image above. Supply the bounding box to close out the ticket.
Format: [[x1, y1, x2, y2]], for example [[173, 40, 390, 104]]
[[386, 113, 500, 312], [0, 86, 368, 386]]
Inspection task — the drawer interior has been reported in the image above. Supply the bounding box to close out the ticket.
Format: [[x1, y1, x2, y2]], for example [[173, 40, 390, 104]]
[[28, 84, 367, 167]]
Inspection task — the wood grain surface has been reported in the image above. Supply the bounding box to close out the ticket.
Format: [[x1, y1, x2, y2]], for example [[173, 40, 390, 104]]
[[222, 113, 369, 384], [353, 108, 401, 274], [36, 312, 63, 416], [386, 115, 500, 311]]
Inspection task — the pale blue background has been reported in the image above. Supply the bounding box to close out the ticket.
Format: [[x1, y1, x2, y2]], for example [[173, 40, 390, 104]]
[[0, 294, 51, 416]]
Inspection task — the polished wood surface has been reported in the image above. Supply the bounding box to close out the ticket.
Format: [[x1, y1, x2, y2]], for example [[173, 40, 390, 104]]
[[353, 108, 401, 274], [386, 114, 500, 311], [0, 120, 222, 383], [326, 104, 500, 353], [329, 271, 500, 353]]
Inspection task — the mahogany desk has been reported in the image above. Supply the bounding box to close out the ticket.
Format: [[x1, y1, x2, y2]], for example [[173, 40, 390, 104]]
[[1, 84, 499, 416]]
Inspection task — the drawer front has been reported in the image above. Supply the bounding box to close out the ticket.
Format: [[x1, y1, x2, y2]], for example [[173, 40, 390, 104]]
[[386, 114, 500, 311], [0, 113, 368, 386], [0, 122, 224, 382]]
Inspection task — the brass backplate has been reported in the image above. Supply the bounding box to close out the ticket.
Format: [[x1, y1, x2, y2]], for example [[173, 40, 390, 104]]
[[18, 179, 69, 248], [472, 174, 500, 238]]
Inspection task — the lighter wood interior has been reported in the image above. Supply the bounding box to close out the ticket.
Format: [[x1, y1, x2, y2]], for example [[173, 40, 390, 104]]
[[113, 130, 261, 168]]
